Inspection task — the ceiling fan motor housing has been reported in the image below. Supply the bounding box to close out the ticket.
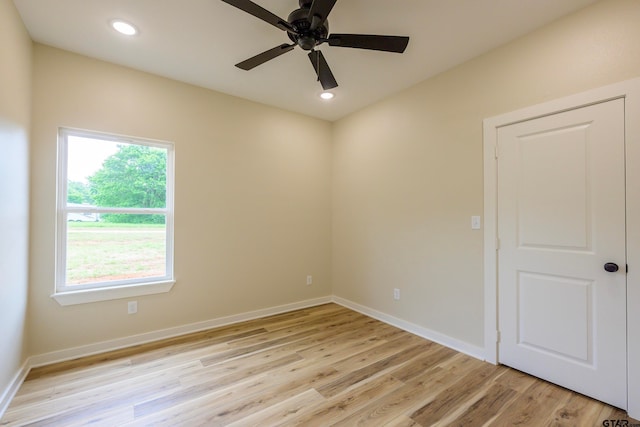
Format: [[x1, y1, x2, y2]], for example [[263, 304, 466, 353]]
[[287, 6, 328, 50]]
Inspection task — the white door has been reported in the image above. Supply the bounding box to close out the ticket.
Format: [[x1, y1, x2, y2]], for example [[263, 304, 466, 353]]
[[497, 98, 627, 409]]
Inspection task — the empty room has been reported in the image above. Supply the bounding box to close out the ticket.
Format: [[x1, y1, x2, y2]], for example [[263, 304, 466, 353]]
[[1, 0, 639, 425]]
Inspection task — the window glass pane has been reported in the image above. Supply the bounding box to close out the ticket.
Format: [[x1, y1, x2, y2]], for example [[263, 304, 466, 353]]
[[58, 128, 173, 294], [67, 136, 167, 209], [66, 214, 167, 285]]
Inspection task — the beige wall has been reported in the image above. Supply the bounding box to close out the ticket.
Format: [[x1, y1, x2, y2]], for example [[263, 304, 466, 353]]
[[0, 0, 31, 400], [332, 0, 640, 347], [15, 0, 640, 363], [28, 45, 332, 355]]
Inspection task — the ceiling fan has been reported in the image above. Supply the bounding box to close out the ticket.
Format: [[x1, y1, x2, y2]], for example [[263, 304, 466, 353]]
[[220, 0, 410, 90]]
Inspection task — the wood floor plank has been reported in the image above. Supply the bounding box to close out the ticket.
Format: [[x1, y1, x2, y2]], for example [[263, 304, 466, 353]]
[[384, 414, 422, 427], [408, 362, 505, 425], [25, 322, 269, 380], [133, 353, 302, 417], [194, 363, 341, 425], [219, 313, 378, 359], [258, 304, 351, 332], [225, 388, 326, 427], [8, 376, 179, 426], [127, 327, 268, 366], [2, 359, 197, 426], [331, 353, 487, 426], [490, 380, 571, 426], [127, 372, 280, 426], [296, 321, 401, 358], [63, 406, 134, 427], [133, 360, 340, 426], [276, 373, 405, 426], [390, 344, 458, 383], [443, 382, 518, 427], [328, 332, 426, 374], [177, 319, 387, 389], [2, 303, 637, 427], [224, 309, 361, 348], [198, 328, 318, 367], [491, 366, 538, 393], [545, 391, 614, 426], [326, 373, 442, 427], [316, 341, 431, 398]]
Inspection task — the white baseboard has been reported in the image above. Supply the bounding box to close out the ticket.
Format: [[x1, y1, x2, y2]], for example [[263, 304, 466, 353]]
[[0, 360, 29, 419], [27, 294, 484, 368], [28, 296, 332, 368], [332, 296, 486, 361]]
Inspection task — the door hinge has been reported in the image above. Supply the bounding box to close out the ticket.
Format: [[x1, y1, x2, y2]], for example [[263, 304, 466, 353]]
[[496, 330, 501, 343], [496, 238, 501, 250], [494, 145, 498, 159], [627, 264, 629, 273]]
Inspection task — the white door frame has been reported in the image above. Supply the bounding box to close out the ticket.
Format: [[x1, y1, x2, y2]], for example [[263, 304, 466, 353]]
[[483, 77, 640, 418]]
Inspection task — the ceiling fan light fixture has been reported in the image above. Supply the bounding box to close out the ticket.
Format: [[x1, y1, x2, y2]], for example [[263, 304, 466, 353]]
[[320, 91, 335, 100], [111, 20, 138, 36]]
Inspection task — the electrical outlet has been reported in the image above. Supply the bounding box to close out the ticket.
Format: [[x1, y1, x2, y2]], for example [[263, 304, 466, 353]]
[[393, 288, 400, 300], [127, 301, 137, 314], [306, 275, 313, 285]]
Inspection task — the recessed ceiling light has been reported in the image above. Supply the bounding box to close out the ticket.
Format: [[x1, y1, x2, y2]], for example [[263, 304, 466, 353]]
[[111, 20, 137, 36], [320, 92, 335, 100]]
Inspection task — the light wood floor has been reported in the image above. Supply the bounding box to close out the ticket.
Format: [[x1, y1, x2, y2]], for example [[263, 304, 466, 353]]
[[1, 304, 637, 426]]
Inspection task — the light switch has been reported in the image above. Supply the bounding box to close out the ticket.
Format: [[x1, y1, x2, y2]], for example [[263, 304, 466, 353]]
[[471, 216, 481, 230]]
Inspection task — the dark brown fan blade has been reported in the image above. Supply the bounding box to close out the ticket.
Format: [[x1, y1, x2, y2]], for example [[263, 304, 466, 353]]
[[236, 44, 295, 70], [308, 0, 337, 30], [221, 0, 296, 33], [327, 34, 409, 53], [308, 50, 338, 90]]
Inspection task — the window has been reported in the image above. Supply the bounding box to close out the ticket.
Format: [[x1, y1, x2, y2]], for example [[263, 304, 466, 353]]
[[54, 128, 174, 305]]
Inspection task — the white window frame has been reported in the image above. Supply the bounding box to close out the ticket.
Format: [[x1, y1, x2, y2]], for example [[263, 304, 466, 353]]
[[53, 127, 175, 306]]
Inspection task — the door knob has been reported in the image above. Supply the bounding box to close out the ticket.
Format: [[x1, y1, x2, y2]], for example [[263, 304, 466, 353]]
[[604, 263, 619, 273]]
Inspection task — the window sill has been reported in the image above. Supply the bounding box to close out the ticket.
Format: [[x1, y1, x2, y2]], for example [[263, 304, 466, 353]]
[[51, 280, 175, 306]]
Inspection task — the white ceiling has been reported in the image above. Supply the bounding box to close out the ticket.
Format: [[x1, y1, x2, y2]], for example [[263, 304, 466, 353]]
[[14, 0, 598, 121]]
